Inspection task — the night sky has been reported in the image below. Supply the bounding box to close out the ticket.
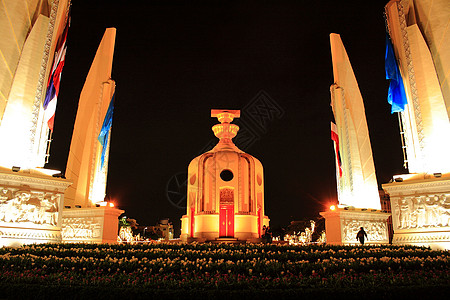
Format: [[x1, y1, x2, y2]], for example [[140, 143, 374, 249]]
[[46, 0, 406, 234]]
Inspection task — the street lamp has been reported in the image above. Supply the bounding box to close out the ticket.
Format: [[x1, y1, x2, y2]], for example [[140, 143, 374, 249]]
[[143, 227, 148, 238]]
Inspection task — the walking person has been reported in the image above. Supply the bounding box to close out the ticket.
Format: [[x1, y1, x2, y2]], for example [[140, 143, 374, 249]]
[[356, 227, 367, 245], [265, 226, 272, 243]]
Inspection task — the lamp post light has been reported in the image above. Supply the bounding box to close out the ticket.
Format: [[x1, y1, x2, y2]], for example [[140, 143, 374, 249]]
[[143, 227, 148, 239]]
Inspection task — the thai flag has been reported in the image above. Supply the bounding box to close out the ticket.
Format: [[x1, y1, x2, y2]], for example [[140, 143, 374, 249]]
[[331, 122, 343, 177], [43, 17, 70, 131]]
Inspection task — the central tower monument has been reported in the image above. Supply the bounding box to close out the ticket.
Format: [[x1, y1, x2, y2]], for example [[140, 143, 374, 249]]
[[180, 109, 269, 242]]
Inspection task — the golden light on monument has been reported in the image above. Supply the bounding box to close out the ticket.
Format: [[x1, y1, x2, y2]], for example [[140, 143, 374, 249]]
[[61, 28, 124, 244], [320, 33, 390, 245], [382, 0, 450, 250], [329, 33, 382, 211], [180, 109, 269, 242], [0, 0, 73, 247]]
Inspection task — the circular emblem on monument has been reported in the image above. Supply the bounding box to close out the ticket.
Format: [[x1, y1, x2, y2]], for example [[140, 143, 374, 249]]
[[220, 169, 234, 181]]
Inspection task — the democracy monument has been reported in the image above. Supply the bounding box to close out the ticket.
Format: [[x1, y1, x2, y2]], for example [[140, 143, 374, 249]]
[[0, 0, 449, 249], [180, 110, 269, 242]]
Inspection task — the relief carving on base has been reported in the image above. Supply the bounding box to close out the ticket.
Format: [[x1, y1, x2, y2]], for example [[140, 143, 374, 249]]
[[0, 229, 60, 240], [342, 220, 387, 242], [61, 217, 102, 240], [0, 187, 60, 226], [393, 194, 450, 229], [393, 233, 450, 243]]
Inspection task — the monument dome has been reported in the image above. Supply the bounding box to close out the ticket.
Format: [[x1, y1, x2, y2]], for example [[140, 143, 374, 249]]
[[180, 109, 269, 242]]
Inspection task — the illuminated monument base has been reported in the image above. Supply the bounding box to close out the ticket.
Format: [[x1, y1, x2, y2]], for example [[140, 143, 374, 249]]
[[320, 208, 390, 245], [383, 174, 450, 250], [0, 167, 71, 247], [181, 214, 269, 243], [61, 206, 124, 244]]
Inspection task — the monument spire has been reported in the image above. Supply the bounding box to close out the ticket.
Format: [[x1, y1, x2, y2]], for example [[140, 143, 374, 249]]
[[211, 109, 240, 150], [320, 34, 390, 246], [329, 33, 381, 210]]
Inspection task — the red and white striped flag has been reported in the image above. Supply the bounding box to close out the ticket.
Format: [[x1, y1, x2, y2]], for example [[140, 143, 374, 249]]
[[43, 16, 70, 131], [331, 122, 343, 177]]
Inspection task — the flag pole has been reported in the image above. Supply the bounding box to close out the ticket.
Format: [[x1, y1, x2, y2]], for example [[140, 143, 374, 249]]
[[397, 112, 408, 169], [45, 129, 53, 164]]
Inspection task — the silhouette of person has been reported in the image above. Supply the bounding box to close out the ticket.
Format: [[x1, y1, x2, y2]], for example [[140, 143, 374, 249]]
[[356, 227, 367, 245], [265, 226, 272, 243]]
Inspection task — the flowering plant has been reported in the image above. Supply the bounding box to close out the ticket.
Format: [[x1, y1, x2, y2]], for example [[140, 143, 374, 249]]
[[0, 243, 448, 297]]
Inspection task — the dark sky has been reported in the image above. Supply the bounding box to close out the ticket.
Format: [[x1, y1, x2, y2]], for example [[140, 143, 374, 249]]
[[47, 0, 405, 234]]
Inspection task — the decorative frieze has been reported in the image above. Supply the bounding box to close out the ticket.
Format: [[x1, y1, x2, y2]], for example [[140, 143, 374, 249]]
[[61, 206, 124, 243], [0, 171, 70, 191], [0, 187, 60, 226], [383, 176, 450, 250], [61, 217, 102, 240], [0, 168, 70, 247], [342, 219, 388, 243], [393, 232, 450, 243], [392, 194, 450, 229], [0, 227, 60, 242], [320, 209, 390, 245]]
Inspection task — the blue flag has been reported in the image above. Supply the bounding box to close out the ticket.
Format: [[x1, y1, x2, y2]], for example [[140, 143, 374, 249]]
[[98, 93, 115, 168], [385, 34, 408, 113]]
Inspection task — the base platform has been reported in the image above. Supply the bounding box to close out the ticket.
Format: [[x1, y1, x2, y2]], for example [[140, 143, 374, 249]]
[[210, 237, 246, 244], [0, 167, 71, 247], [383, 173, 450, 250], [61, 206, 124, 244], [320, 208, 391, 245]]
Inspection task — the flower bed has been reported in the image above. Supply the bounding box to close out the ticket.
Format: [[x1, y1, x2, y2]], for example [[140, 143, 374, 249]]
[[0, 243, 449, 299]]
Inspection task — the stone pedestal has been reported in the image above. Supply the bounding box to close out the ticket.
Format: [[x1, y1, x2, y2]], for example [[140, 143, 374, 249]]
[[383, 174, 450, 250], [180, 213, 269, 243], [0, 167, 71, 247], [320, 208, 390, 245], [61, 206, 124, 243]]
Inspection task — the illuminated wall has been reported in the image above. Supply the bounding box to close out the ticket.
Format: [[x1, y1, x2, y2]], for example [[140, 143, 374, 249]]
[[385, 0, 450, 174], [0, 0, 70, 169], [181, 110, 269, 242], [329, 33, 381, 210]]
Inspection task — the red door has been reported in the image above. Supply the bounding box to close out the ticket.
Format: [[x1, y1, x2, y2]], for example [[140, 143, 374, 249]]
[[219, 204, 234, 237], [257, 207, 261, 237], [190, 207, 195, 238]]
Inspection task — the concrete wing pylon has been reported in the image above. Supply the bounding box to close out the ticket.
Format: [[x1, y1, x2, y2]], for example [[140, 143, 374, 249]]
[[329, 33, 381, 210], [64, 28, 116, 208]]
